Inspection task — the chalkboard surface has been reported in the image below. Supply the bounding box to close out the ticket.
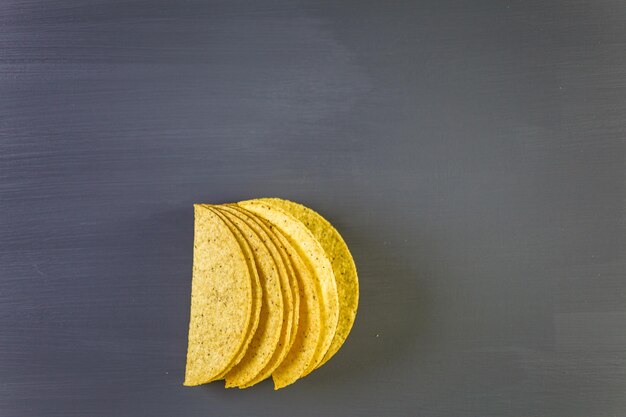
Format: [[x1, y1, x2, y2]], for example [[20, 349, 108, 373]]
[[2, 1, 626, 416]]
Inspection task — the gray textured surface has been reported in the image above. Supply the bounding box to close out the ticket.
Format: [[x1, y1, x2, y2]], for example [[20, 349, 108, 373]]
[[2, 0, 626, 416]]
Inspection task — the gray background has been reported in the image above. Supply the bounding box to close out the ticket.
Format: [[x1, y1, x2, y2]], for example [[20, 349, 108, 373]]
[[2, 0, 626, 416]]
